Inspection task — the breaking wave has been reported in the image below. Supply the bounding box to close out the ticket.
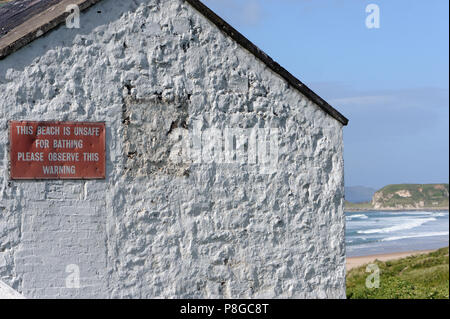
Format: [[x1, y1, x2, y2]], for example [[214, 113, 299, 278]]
[[382, 232, 449, 242], [396, 211, 448, 217], [357, 217, 436, 234], [346, 214, 368, 221]]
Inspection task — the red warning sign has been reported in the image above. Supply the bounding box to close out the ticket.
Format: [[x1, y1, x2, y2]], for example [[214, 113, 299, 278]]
[[9, 121, 106, 180]]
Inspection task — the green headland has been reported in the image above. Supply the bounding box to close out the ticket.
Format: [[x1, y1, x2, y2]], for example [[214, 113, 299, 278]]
[[345, 183, 449, 211]]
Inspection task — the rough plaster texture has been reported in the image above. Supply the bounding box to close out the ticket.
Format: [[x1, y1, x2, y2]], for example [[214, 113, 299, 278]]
[[0, 279, 25, 298], [0, 0, 346, 298]]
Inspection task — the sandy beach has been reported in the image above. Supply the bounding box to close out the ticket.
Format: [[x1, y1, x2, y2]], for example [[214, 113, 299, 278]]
[[346, 249, 437, 271]]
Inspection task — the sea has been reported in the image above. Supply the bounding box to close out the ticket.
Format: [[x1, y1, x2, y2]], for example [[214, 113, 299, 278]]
[[346, 210, 449, 257]]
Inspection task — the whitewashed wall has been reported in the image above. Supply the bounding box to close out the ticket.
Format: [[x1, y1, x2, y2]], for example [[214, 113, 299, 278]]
[[0, 0, 345, 298]]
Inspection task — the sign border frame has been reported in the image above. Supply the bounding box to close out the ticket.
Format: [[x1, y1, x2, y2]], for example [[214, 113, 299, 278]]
[[8, 120, 107, 181]]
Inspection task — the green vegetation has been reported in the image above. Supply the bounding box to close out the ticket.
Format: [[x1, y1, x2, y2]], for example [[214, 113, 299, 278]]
[[373, 184, 449, 208], [345, 183, 449, 210], [347, 247, 450, 299], [345, 200, 374, 210]]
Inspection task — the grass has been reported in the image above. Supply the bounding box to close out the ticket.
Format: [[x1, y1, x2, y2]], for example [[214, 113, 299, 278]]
[[347, 247, 449, 299], [345, 200, 374, 210]]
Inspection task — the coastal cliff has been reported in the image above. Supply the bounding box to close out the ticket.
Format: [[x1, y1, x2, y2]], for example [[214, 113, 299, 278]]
[[346, 184, 449, 211]]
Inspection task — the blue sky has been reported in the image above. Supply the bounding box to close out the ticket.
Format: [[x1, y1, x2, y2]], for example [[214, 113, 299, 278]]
[[203, 0, 449, 189]]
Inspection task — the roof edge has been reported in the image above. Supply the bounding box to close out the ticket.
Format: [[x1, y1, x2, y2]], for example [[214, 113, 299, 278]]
[[0, 0, 102, 60], [0, 0, 348, 126]]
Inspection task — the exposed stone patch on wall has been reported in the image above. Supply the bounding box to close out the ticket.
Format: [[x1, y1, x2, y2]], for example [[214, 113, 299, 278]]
[[0, 0, 345, 298], [122, 91, 191, 178]]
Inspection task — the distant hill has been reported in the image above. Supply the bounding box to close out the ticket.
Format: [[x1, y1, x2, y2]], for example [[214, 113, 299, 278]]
[[372, 184, 449, 210], [345, 183, 449, 211], [345, 186, 377, 203]]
